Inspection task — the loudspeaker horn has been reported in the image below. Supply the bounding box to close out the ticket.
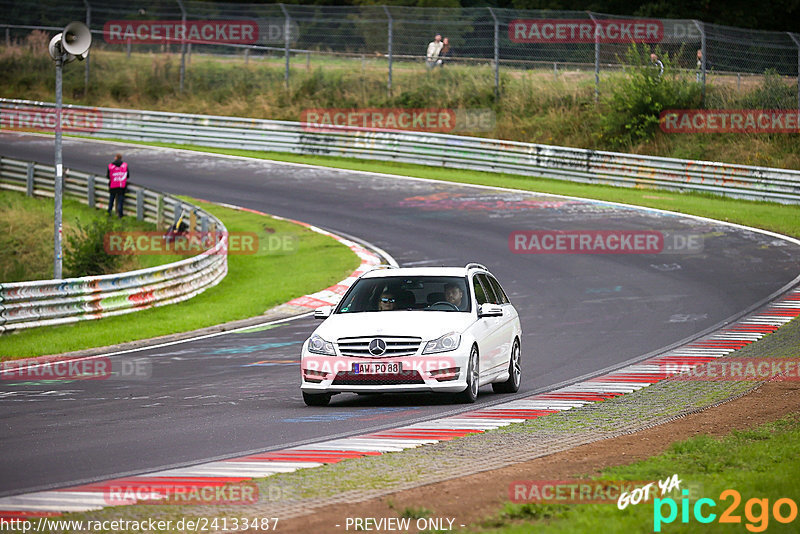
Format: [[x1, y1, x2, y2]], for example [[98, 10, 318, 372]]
[[48, 33, 64, 60], [62, 22, 92, 57]]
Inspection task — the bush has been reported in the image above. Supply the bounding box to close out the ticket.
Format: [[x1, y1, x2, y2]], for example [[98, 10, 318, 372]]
[[65, 217, 124, 277], [600, 45, 703, 148], [739, 69, 797, 109]]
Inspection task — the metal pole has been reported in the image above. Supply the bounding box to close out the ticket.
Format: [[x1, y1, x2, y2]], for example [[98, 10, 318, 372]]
[[83, 0, 90, 94], [488, 8, 499, 99], [279, 3, 290, 91], [383, 6, 392, 97], [693, 20, 706, 105], [6, 27, 10, 47], [788, 33, 800, 112], [588, 12, 599, 103], [177, 0, 186, 93], [54, 54, 64, 279]]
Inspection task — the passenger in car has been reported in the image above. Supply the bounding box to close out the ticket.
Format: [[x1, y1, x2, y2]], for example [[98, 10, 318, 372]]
[[379, 290, 397, 311]]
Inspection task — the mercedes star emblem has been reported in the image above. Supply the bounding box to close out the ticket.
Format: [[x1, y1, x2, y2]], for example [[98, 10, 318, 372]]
[[368, 338, 387, 356]]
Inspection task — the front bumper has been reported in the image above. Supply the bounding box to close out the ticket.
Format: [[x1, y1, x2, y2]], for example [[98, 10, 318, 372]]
[[300, 349, 469, 394]]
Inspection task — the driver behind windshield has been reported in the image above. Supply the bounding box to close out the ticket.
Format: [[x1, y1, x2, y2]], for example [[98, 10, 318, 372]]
[[444, 283, 464, 309]]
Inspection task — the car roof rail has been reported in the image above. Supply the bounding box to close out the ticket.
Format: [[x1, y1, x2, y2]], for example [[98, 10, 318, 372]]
[[367, 264, 398, 272], [465, 262, 488, 271]]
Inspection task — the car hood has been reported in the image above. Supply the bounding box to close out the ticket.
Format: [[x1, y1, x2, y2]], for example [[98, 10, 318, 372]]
[[313, 311, 475, 342]]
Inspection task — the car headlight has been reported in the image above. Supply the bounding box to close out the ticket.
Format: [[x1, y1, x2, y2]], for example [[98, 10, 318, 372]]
[[307, 334, 335, 356], [423, 332, 461, 354]]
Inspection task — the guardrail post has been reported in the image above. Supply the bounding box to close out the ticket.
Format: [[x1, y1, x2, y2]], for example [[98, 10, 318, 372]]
[[788, 33, 800, 112], [383, 6, 393, 97], [26, 162, 34, 197], [488, 8, 500, 100], [156, 194, 164, 229], [87, 174, 95, 207], [279, 3, 290, 91], [694, 20, 706, 105], [136, 189, 144, 221]]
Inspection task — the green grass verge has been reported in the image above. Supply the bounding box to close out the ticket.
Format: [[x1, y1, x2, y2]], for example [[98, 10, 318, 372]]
[[0, 199, 359, 359], [480, 413, 800, 533], [0, 189, 174, 281], [90, 138, 800, 239]]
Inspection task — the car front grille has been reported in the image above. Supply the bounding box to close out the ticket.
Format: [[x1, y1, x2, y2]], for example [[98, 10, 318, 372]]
[[331, 370, 425, 386], [336, 336, 422, 358]]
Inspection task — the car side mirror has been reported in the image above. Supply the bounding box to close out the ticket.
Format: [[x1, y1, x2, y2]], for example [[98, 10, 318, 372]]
[[314, 305, 333, 319], [478, 303, 503, 318]]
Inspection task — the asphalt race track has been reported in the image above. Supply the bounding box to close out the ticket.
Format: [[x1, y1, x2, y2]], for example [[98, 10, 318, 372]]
[[1, 133, 799, 497]]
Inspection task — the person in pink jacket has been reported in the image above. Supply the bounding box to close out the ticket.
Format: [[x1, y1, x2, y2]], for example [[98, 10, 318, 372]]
[[106, 153, 129, 219]]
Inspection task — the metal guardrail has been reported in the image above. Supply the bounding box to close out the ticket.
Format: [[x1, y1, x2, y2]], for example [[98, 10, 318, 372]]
[[1, 99, 799, 205], [0, 155, 228, 333]]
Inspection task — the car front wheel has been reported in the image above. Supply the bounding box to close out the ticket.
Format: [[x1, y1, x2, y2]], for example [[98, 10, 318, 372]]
[[454, 346, 479, 404], [303, 392, 332, 406], [492, 338, 521, 393]]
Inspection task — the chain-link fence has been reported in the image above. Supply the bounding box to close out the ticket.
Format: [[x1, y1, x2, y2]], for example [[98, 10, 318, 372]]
[[1, 1, 799, 110]]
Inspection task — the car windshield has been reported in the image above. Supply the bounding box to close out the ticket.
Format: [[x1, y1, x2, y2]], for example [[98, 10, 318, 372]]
[[336, 276, 471, 313]]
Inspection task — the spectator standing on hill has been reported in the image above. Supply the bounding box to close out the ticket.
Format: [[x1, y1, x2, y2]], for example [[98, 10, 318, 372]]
[[650, 53, 664, 78], [426, 34, 443, 69], [106, 153, 129, 219], [439, 37, 451, 66], [695, 49, 711, 82]]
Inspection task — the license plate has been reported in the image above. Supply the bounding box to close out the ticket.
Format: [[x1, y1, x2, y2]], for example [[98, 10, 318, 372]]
[[353, 362, 402, 374]]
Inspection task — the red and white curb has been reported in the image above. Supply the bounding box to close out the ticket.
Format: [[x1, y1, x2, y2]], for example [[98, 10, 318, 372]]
[[2, 287, 798, 520]]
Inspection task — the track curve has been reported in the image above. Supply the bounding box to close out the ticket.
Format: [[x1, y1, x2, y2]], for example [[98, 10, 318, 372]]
[[1, 133, 799, 496]]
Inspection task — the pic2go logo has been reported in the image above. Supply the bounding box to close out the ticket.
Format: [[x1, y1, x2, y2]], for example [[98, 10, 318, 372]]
[[654, 489, 798, 532]]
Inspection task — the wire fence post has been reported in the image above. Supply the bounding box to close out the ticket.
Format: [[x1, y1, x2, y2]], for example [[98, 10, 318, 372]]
[[383, 6, 393, 97], [693, 20, 706, 105], [488, 7, 499, 100], [176, 0, 186, 93], [279, 3, 290, 91], [83, 0, 90, 95], [788, 32, 800, 112], [5, 27, 9, 47], [588, 12, 599, 103]]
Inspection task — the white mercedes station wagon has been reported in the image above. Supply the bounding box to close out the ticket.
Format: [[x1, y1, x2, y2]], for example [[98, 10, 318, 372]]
[[300, 263, 522, 406]]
